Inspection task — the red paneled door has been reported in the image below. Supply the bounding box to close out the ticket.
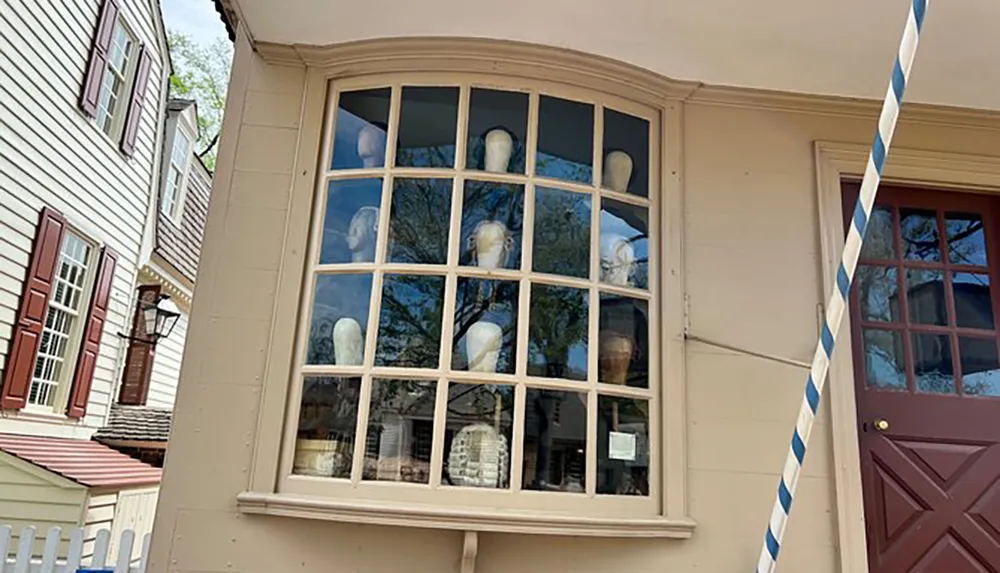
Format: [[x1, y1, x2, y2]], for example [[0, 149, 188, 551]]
[[845, 182, 1000, 572]]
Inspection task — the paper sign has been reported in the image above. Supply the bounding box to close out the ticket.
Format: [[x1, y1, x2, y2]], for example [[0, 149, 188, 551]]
[[609, 431, 637, 461]]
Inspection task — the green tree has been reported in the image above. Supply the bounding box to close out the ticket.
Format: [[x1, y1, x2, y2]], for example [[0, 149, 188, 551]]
[[166, 31, 232, 170]]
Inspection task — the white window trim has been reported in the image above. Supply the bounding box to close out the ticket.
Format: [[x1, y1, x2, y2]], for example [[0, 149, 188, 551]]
[[235, 43, 691, 539], [162, 123, 194, 222], [94, 16, 138, 144]]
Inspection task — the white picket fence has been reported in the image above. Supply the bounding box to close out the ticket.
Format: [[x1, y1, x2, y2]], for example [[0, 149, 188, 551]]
[[0, 525, 149, 573]]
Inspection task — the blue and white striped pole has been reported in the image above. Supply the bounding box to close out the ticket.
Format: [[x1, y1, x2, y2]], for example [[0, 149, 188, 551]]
[[756, 1, 927, 571]]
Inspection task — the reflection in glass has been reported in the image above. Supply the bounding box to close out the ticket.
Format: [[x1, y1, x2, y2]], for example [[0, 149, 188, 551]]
[[452, 279, 518, 374], [467, 89, 528, 174], [959, 337, 1000, 397], [460, 181, 523, 270], [533, 187, 591, 278], [375, 274, 445, 369], [602, 108, 649, 197], [600, 200, 648, 289], [387, 178, 452, 264], [901, 208, 940, 261], [396, 87, 459, 168], [863, 329, 906, 391], [906, 269, 947, 326], [536, 96, 593, 183], [319, 178, 383, 264], [912, 333, 956, 394], [599, 295, 649, 388], [306, 274, 373, 366], [522, 389, 586, 492], [856, 266, 899, 322], [597, 396, 649, 496], [528, 284, 588, 381], [363, 379, 436, 484], [953, 273, 994, 330], [860, 205, 895, 260], [946, 212, 987, 267], [293, 377, 361, 478], [442, 383, 514, 489], [331, 88, 390, 170]]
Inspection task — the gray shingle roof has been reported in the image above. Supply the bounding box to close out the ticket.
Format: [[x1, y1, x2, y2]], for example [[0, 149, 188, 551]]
[[93, 405, 172, 443]]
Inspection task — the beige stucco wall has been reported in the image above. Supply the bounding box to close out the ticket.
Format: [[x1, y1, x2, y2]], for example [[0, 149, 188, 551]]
[[148, 34, 1000, 573]]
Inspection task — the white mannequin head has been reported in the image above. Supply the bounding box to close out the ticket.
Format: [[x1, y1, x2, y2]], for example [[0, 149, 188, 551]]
[[333, 317, 364, 366], [484, 129, 514, 173], [599, 233, 636, 286], [466, 320, 503, 373], [346, 206, 380, 262], [468, 220, 514, 270], [357, 124, 386, 168], [602, 151, 633, 193]]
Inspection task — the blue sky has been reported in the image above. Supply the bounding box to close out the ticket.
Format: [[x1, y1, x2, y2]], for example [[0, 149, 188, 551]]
[[161, 0, 227, 45]]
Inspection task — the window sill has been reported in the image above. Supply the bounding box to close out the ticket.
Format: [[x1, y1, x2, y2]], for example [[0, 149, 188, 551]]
[[236, 491, 697, 538]]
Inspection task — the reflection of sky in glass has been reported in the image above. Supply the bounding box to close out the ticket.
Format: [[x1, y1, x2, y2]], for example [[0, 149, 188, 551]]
[[320, 178, 383, 265], [306, 274, 373, 365], [533, 187, 591, 279], [856, 266, 899, 322], [946, 212, 987, 266], [863, 329, 906, 391], [452, 279, 518, 374], [960, 337, 1000, 397], [375, 275, 445, 369], [528, 284, 588, 381], [396, 87, 459, 169], [536, 96, 593, 184], [388, 178, 452, 265], [460, 181, 523, 270], [600, 201, 648, 289], [953, 272, 993, 329], [331, 88, 390, 170], [912, 333, 955, 394], [901, 209, 940, 262]]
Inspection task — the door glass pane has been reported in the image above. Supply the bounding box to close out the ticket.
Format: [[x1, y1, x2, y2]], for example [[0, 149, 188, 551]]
[[601, 108, 648, 197], [912, 333, 956, 394], [294, 376, 361, 478], [442, 383, 514, 489], [536, 96, 593, 184], [320, 178, 383, 264], [599, 199, 648, 289], [900, 208, 940, 261], [466, 88, 528, 174], [862, 329, 906, 391], [363, 379, 437, 484], [532, 187, 591, 279], [959, 337, 1000, 397], [331, 88, 390, 170], [906, 269, 947, 326], [598, 294, 649, 389], [856, 266, 899, 322], [945, 212, 987, 267], [460, 181, 524, 270], [860, 205, 895, 260], [522, 389, 587, 493], [597, 396, 649, 496], [396, 87, 459, 168], [387, 178, 452, 265], [953, 272, 994, 330], [452, 278, 518, 374], [528, 284, 588, 381], [306, 274, 374, 366], [375, 275, 445, 368]]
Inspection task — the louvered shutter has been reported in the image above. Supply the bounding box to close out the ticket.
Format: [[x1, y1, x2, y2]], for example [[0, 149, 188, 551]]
[[119, 45, 153, 157], [79, 0, 120, 117], [118, 285, 161, 405], [67, 247, 118, 418]]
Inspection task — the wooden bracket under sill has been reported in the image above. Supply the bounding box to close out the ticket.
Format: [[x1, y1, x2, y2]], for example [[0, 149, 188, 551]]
[[236, 491, 697, 538]]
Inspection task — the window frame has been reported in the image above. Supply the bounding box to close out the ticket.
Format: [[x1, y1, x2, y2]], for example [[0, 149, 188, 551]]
[[162, 125, 194, 222], [93, 16, 138, 142], [239, 53, 690, 537]]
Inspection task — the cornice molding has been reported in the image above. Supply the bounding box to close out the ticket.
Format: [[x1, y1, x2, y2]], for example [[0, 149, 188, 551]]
[[138, 263, 193, 311]]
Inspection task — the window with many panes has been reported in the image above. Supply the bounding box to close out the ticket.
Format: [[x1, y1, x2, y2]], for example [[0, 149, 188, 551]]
[[162, 129, 191, 219], [95, 18, 136, 138], [285, 78, 659, 515]]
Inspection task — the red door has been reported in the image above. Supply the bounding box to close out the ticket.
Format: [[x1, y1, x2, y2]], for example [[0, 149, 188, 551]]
[[845, 182, 1000, 572]]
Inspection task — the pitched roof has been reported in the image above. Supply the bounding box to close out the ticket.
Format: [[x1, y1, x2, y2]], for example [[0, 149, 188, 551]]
[[0, 434, 161, 488], [93, 405, 173, 443]]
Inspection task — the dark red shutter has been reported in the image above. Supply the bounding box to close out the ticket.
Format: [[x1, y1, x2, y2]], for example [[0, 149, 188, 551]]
[[118, 285, 160, 405], [1, 208, 67, 410], [67, 247, 118, 418], [79, 0, 120, 117], [119, 45, 152, 157]]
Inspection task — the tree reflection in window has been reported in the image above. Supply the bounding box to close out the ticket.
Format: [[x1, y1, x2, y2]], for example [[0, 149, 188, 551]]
[[375, 275, 445, 369]]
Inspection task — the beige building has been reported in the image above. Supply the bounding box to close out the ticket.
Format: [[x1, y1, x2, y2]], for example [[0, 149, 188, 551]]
[[150, 1, 1000, 571]]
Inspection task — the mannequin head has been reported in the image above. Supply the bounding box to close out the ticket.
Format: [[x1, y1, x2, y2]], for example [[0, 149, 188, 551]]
[[347, 206, 380, 262], [468, 220, 515, 270], [599, 233, 636, 286], [484, 128, 514, 173], [602, 150, 633, 193], [357, 124, 386, 168]]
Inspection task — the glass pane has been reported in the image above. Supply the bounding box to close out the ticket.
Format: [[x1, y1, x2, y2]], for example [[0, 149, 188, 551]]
[[601, 108, 649, 197], [466, 88, 528, 174], [522, 389, 587, 492], [306, 274, 373, 366], [536, 96, 593, 183], [912, 333, 956, 394], [959, 337, 1000, 397], [900, 208, 940, 261], [862, 329, 907, 391], [906, 269, 947, 326], [442, 383, 514, 489], [319, 178, 383, 264], [599, 295, 649, 389], [597, 396, 649, 496], [460, 181, 524, 270], [528, 284, 588, 381], [375, 274, 445, 369], [953, 272, 994, 330], [387, 178, 452, 265], [860, 205, 895, 260], [600, 199, 648, 289], [331, 88, 390, 170], [452, 278, 518, 374], [945, 212, 987, 267], [532, 187, 591, 279], [395, 86, 459, 168], [293, 376, 361, 478], [856, 266, 900, 322], [363, 379, 437, 484]]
